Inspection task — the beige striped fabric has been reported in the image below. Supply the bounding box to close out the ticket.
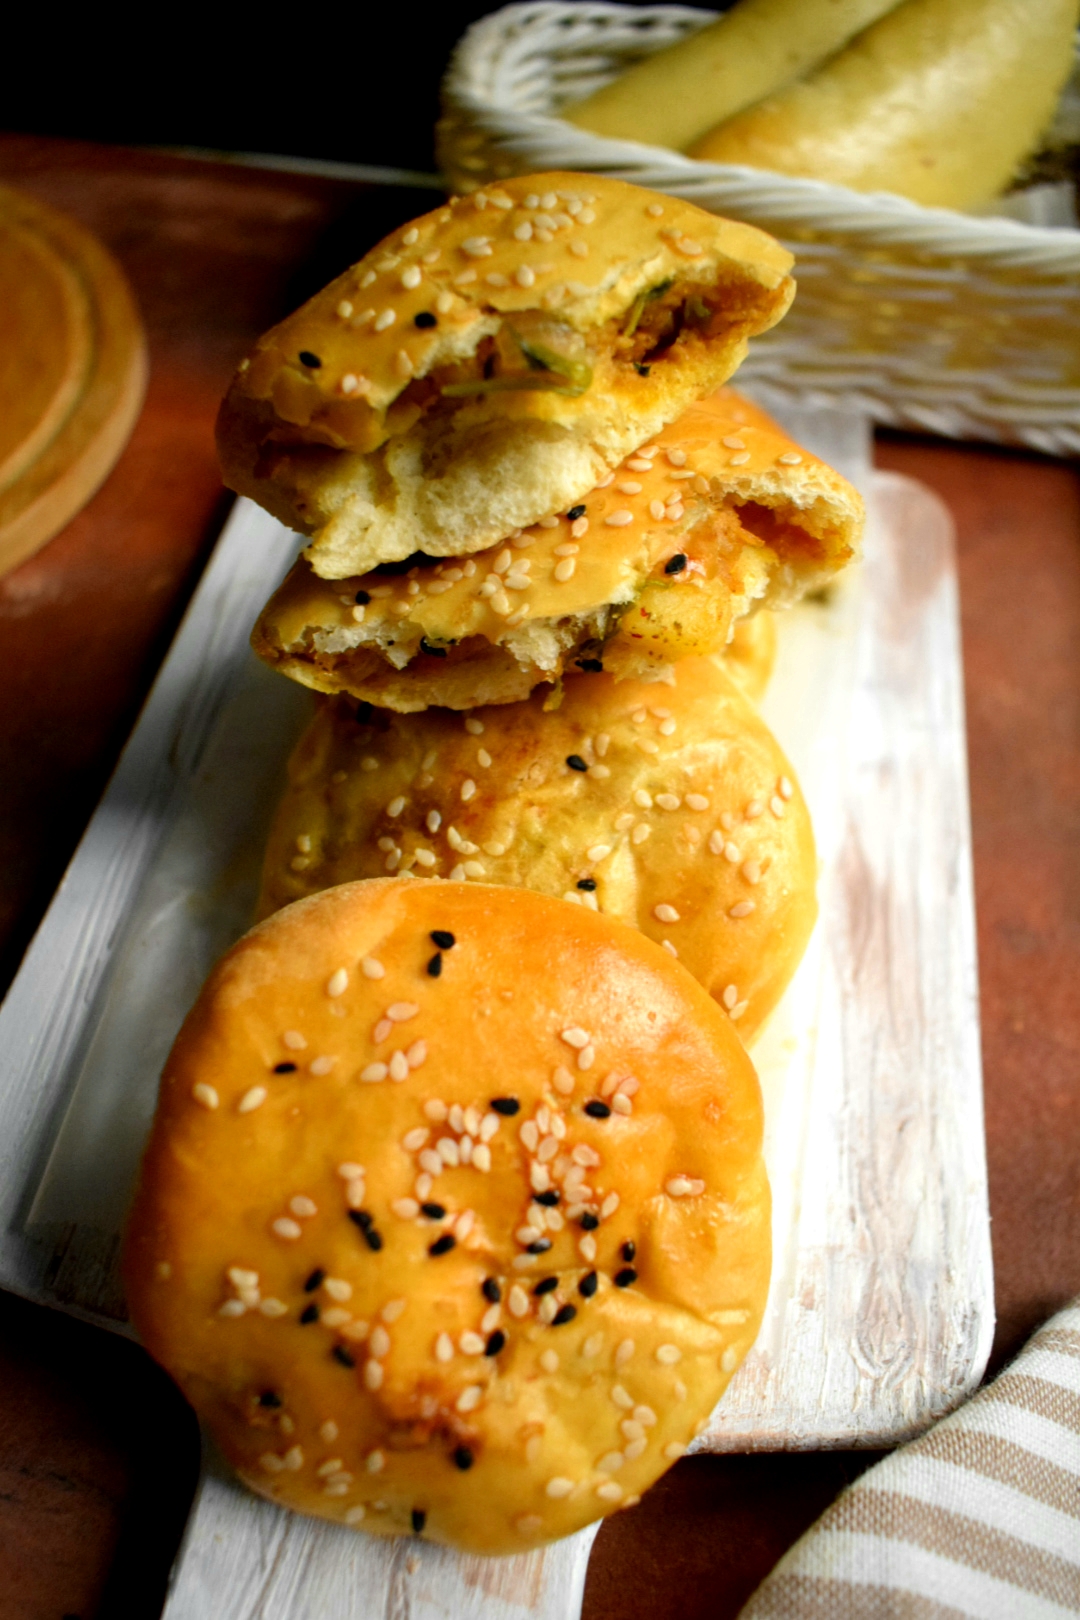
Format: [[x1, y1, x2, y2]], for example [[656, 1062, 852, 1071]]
[[740, 1302, 1080, 1618]]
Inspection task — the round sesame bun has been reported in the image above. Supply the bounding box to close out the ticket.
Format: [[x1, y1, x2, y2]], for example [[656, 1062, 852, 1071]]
[[124, 879, 770, 1554], [216, 176, 794, 580], [251, 389, 856, 712], [256, 657, 816, 1043]]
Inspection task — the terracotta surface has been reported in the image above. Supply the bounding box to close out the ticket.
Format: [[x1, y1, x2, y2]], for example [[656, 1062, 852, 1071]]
[[0, 136, 1077, 1619]]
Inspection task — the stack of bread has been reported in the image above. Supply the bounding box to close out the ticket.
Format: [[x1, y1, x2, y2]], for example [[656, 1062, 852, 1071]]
[[123, 175, 864, 1555]]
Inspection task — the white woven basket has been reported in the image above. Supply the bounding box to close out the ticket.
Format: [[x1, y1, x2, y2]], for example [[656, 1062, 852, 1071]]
[[439, 3, 1080, 452]]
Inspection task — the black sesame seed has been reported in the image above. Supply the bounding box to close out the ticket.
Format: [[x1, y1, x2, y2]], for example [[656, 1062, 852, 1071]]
[[485, 1330, 506, 1356], [299, 350, 321, 368], [258, 1390, 283, 1408], [303, 1268, 326, 1293], [332, 1344, 356, 1367], [300, 1303, 319, 1324], [420, 637, 448, 658], [431, 930, 455, 949], [427, 952, 443, 977], [578, 1271, 599, 1298], [576, 658, 604, 673], [414, 311, 437, 328], [412, 1509, 426, 1534], [348, 1210, 374, 1231], [584, 1100, 611, 1119], [421, 1202, 446, 1220], [533, 1189, 560, 1207], [579, 1212, 599, 1231], [453, 1446, 474, 1470], [664, 553, 688, 575], [354, 701, 374, 723], [273, 1062, 297, 1074], [634, 361, 651, 377], [429, 1233, 456, 1256], [481, 1277, 501, 1303], [526, 1238, 552, 1255], [566, 504, 586, 521], [622, 1241, 636, 1263], [566, 754, 588, 772], [577, 878, 597, 891], [552, 1304, 577, 1326], [364, 1228, 384, 1252], [534, 1276, 558, 1296], [491, 1097, 520, 1116], [354, 590, 371, 605], [614, 1267, 638, 1288]]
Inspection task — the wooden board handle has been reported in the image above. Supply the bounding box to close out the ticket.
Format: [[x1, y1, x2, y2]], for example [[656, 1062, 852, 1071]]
[[163, 1441, 599, 1620]]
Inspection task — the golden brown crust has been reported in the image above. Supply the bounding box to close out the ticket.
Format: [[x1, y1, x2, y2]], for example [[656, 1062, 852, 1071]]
[[124, 879, 769, 1553], [217, 176, 794, 577], [256, 657, 816, 1042], [251, 390, 860, 712]]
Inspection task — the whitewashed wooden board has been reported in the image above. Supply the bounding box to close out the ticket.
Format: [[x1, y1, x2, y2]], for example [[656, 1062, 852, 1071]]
[[0, 407, 992, 1618]]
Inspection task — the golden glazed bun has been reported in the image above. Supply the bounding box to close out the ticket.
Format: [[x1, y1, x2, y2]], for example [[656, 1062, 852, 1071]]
[[251, 390, 860, 712], [257, 658, 816, 1043], [124, 880, 770, 1553], [217, 176, 794, 578]]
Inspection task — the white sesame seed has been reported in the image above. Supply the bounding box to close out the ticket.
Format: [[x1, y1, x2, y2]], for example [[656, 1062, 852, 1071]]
[[662, 940, 677, 956], [561, 1027, 591, 1049], [361, 957, 385, 980], [546, 1477, 574, 1499], [621, 1419, 645, 1442], [654, 903, 680, 923], [741, 860, 762, 885], [388, 1050, 409, 1082], [729, 901, 756, 918], [387, 1002, 419, 1022], [601, 1191, 620, 1218], [462, 237, 493, 258], [770, 795, 786, 818], [374, 310, 396, 331], [436, 1137, 460, 1167], [361, 1063, 388, 1083], [615, 1338, 636, 1366], [745, 799, 765, 819], [290, 1195, 317, 1218], [364, 1361, 384, 1390], [605, 510, 634, 527], [729, 451, 751, 466], [663, 1442, 687, 1460], [219, 1298, 247, 1317], [685, 794, 709, 812], [283, 1030, 307, 1050], [624, 1438, 647, 1461], [283, 1446, 304, 1471], [457, 1385, 483, 1413], [586, 844, 612, 862], [778, 451, 803, 465], [325, 969, 349, 1000], [436, 290, 454, 314], [655, 794, 681, 812], [656, 1343, 683, 1364], [458, 1331, 484, 1356], [569, 240, 589, 257], [392, 1197, 420, 1219], [271, 1217, 302, 1240]]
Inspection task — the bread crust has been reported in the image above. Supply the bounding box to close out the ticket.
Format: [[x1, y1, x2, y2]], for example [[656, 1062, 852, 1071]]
[[251, 390, 859, 711], [217, 176, 794, 576], [124, 879, 769, 1552], [257, 657, 816, 1042]]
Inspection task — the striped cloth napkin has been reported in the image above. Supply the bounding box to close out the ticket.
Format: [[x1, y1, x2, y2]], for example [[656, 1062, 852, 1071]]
[[739, 1300, 1080, 1618]]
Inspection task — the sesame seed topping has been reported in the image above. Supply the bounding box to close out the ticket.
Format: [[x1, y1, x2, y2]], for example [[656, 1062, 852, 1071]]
[[429, 1233, 455, 1256], [554, 557, 576, 583], [656, 1344, 683, 1365], [653, 903, 680, 924], [374, 310, 396, 331], [461, 236, 493, 258], [729, 901, 756, 918], [491, 1096, 520, 1115], [729, 451, 751, 466], [546, 1477, 574, 1499], [361, 1063, 388, 1083], [273, 1062, 296, 1074], [456, 1384, 483, 1412], [272, 1218, 302, 1241], [778, 451, 803, 465], [605, 510, 634, 527], [614, 1267, 637, 1288]]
